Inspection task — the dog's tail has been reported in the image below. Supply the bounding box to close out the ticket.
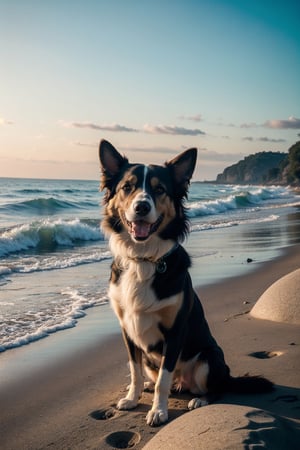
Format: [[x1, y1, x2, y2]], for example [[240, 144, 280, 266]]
[[226, 374, 274, 394]]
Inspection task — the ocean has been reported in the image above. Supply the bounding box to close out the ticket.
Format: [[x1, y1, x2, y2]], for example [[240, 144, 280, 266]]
[[0, 177, 299, 353]]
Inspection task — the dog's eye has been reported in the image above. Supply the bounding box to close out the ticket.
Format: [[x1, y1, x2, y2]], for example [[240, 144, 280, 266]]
[[122, 183, 132, 193], [155, 185, 165, 195]]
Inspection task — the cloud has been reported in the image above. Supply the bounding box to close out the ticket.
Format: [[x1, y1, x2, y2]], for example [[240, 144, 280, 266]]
[[218, 116, 300, 130], [240, 122, 258, 128], [0, 117, 14, 125], [257, 137, 286, 143], [242, 137, 254, 141], [61, 120, 205, 136], [61, 121, 138, 132], [263, 116, 300, 129], [143, 124, 205, 136], [242, 136, 286, 143], [178, 114, 202, 122]]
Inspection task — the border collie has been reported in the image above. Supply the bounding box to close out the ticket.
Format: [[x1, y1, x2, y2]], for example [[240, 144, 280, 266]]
[[99, 139, 273, 427]]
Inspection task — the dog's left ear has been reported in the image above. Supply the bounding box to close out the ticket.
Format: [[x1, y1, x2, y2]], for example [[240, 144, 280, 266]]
[[166, 148, 197, 192]]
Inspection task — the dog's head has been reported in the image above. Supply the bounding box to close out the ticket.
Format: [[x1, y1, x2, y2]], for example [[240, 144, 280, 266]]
[[99, 140, 197, 244]]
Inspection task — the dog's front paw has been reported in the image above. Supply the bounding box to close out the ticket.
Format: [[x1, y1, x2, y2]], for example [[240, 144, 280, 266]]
[[188, 397, 209, 410], [117, 397, 138, 410], [146, 408, 168, 426]]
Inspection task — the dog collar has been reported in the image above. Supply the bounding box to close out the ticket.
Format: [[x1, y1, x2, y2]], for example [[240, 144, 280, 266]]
[[116, 243, 180, 274], [155, 243, 179, 274]]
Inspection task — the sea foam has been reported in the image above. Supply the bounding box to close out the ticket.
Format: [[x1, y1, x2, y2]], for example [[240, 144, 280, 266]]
[[0, 218, 104, 257], [0, 289, 109, 352], [187, 185, 296, 218]]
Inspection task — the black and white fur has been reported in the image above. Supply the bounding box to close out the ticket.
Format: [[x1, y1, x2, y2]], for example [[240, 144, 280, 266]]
[[99, 139, 273, 427]]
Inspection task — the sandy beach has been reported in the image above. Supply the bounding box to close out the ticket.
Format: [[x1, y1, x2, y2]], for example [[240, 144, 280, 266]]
[[0, 240, 299, 449], [1, 1, 300, 446]]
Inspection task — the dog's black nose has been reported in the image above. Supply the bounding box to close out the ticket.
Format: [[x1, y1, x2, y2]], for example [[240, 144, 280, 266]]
[[134, 201, 151, 217]]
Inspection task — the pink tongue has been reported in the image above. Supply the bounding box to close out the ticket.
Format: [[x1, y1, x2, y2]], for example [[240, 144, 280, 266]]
[[132, 221, 151, 238]]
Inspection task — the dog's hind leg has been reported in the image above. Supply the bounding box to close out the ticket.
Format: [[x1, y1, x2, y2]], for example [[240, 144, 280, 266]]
[[188, 360, 210, 410], [188, 358, 225, 410], [117, 330, 144, 410]]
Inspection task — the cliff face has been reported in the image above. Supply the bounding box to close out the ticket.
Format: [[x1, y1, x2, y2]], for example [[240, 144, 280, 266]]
[[216, 152, 288, 184]]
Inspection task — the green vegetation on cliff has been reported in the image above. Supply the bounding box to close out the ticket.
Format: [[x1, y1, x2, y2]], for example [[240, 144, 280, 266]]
[[288, 141, 300, 184], [216, 141, 300, 185]]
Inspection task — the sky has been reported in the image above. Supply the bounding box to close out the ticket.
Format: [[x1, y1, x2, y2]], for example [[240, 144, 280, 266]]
[[1, 0, 300, 181]]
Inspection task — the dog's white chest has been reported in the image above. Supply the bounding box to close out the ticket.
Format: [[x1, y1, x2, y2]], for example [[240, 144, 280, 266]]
[[108, 261, 167, 351]]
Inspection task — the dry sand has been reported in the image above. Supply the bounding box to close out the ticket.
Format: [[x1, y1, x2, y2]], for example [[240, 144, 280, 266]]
[[0, 244, 299, 450]]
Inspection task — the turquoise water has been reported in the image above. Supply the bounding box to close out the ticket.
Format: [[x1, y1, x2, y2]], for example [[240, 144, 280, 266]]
[[0, 177, 299, 352]]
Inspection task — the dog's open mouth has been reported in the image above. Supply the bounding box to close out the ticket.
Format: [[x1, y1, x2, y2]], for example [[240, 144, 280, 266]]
[[125, 215, 163, 241]]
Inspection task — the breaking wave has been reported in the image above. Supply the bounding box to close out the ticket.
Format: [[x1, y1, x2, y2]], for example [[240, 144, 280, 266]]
[[0, 218, 104, 257], [187, 185, 297, 218]]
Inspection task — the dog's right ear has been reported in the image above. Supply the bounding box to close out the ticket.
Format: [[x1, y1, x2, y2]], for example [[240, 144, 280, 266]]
[[99, 140, 128, 178], [99, 140, 128, 193]]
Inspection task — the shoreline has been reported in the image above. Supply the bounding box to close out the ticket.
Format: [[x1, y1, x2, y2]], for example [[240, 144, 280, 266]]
[[0, 243, 299, 449], [0, 211, 298, 383], [1, 206, 299, 356]]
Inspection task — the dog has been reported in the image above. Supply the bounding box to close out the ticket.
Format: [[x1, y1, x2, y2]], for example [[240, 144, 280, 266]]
[[99, 139, 273, 427]]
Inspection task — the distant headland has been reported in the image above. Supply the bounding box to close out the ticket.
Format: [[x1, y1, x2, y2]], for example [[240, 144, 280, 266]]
[[215, 141, 300, 186]]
